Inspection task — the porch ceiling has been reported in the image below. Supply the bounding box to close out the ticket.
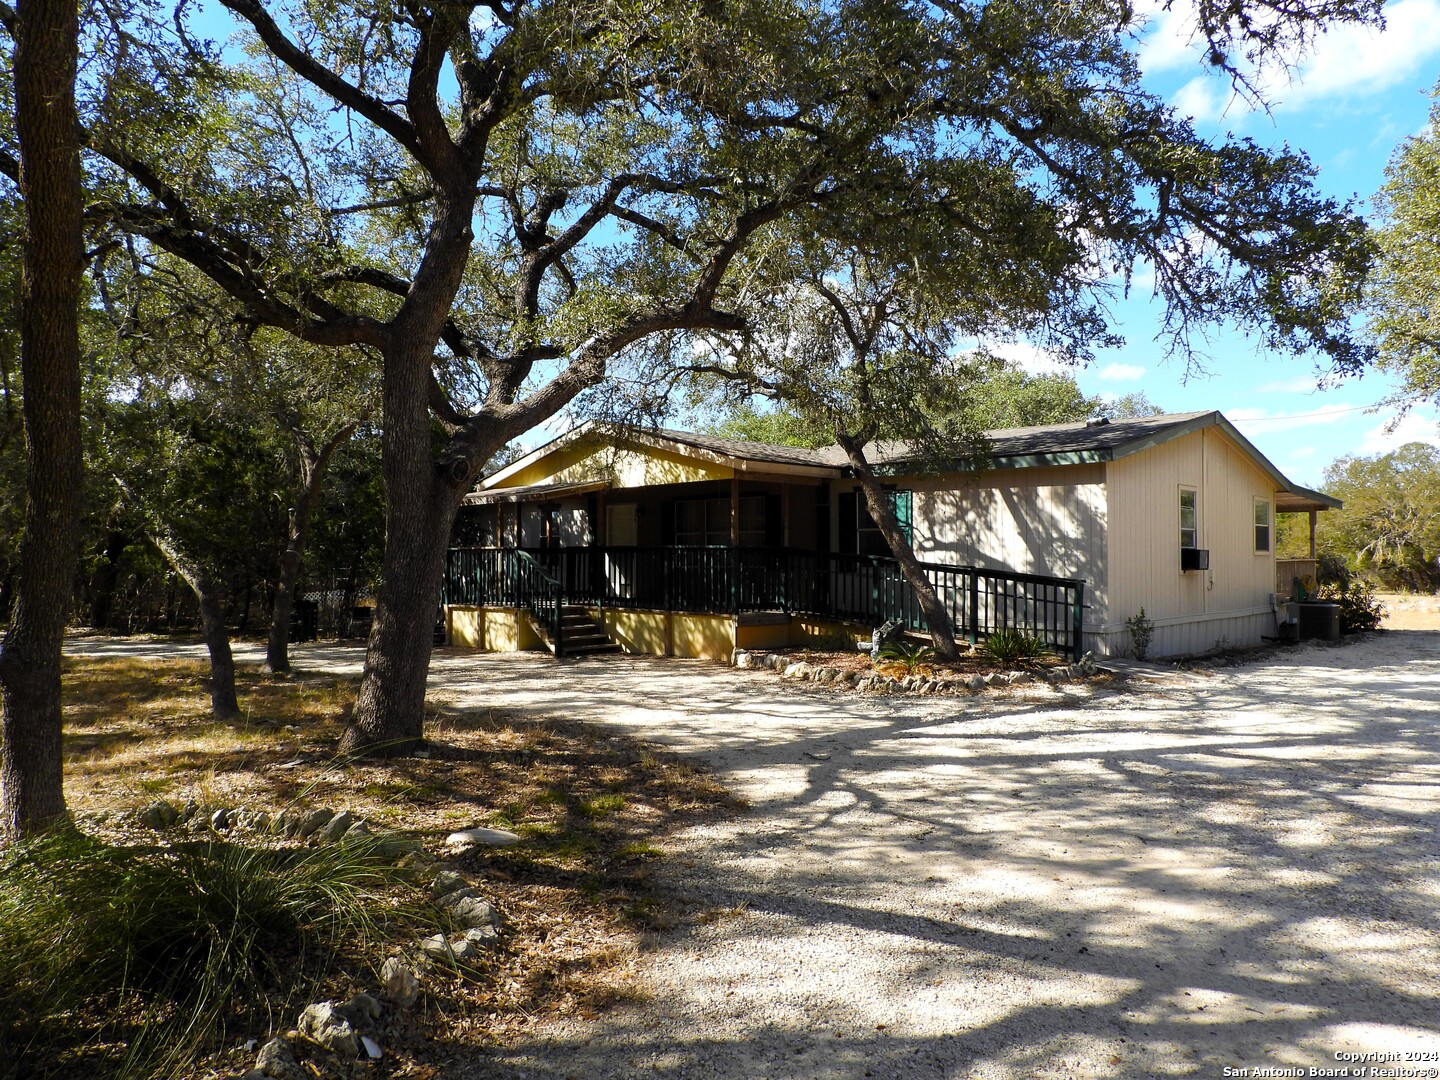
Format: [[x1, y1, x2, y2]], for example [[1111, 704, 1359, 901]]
[[1276, 485, 1343, 513]]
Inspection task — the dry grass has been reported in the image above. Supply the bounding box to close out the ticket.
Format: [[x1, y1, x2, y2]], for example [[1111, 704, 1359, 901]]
[[1377, 591, 1440, 631], [50, 654, 743, 1078]]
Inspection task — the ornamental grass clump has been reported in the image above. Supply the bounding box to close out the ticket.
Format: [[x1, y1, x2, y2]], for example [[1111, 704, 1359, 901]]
[[0, 828, 416, 1079], [984, 628, 1049, 665]]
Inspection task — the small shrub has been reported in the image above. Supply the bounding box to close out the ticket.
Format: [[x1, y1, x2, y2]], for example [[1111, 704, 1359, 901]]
[[1126, 608, 1155, 660], [874, 639, 936, 674], [1317, 578, 1387, 633], [0, 829, 416, 1078], [984, 628, 1048, 664]]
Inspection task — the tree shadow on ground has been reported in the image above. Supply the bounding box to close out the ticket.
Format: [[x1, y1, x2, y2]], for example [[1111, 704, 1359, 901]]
[[441, 636, 1440, 1078]]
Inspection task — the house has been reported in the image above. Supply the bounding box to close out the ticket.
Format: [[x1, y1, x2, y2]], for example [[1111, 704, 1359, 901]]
[[444, 410, 1340, 660]]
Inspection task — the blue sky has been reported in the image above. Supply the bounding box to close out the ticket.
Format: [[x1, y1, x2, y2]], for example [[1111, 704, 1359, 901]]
[[1026, 0, 1440, 488]]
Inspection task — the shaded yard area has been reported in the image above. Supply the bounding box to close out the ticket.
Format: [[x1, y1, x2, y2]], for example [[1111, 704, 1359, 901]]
[[62, 631, 1440, 1078]]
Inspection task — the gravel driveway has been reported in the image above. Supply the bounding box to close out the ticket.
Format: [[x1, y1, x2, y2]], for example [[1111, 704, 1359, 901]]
[[431, 633, 1440, 1079], [72, 632, 1440, 1077]]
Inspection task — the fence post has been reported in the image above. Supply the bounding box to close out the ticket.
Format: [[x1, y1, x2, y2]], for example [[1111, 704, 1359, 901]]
[[1071, 580, 1085, 662], [968, 571, 979, 649], [730, 546, 740, 614]]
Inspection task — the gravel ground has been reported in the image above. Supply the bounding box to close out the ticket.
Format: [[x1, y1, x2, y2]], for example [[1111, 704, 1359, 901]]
[[431, 634, 1440, 1080], [68, 631, 1440, 1078]]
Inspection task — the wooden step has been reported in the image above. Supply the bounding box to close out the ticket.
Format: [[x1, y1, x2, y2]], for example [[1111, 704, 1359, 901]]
[[550, 607, 621, 657]]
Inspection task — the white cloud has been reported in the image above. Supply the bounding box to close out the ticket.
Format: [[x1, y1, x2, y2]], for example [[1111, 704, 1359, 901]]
[[1274, 0, 1440, 110], [1095, 362, 1147, 382], [1135, 0, 1205, 75], [1142, 0, 1440, 118], [1226, 403, 1358, 434], [1358, 408, 1440, 454], [982, 341, 1070, 375], [1252, 376, 1324, 394], [1170, 76, 1231, 123]]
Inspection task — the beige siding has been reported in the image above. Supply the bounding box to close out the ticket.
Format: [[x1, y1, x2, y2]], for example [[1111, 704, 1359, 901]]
[[1105, 428, 1277, 656], [910, 464, 1108, 613]]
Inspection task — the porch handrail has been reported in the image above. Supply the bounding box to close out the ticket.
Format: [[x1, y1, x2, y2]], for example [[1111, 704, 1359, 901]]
[[510, 549, 565, 657], [444, 546, 565, 656], [444, 545, 1088, 661]]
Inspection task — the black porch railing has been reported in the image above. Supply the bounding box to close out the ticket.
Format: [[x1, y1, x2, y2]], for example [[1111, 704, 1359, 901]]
[[443, 545, 1087, 661]]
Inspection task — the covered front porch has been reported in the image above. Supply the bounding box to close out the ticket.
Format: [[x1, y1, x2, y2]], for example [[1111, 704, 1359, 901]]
[[443, 541, 1087, 662], [445, 425, 1086, 661]]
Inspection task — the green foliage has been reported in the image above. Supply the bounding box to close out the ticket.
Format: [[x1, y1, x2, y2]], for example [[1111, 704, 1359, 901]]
[[1366, 80, 1440, 410], [1099, 392, 1164, 420], [1314, 443, 1440, 592], [875, 639, 937, 674], [984, 628, 1049, 665], [1126, 608, 1156, 660], [700, 401, 831, 449], [0, 829, 415, 1077], [961, 369, 1099, 430], [1275, 510, 1314, 559], [1317, 578, 1387, 633]]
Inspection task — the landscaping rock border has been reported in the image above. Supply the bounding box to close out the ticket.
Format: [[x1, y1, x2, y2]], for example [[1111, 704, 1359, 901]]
[[732, 649, 1099, 695]]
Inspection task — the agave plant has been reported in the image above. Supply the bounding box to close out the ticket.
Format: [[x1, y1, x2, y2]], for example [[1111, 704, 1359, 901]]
[[875, 639, 937, 675], [984, 628, 1049, 665]]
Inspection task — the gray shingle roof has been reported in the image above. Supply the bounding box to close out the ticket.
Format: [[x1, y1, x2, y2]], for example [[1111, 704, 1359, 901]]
[[640, 427, 838, 469], [479, 411, 1339, 510]]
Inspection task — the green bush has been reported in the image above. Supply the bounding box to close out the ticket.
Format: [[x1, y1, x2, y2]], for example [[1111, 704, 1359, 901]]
[[1125, 608, 1155, 660], [875, 639, 936, 673], [1317, 578, 1387, 633], [0, 829, 415, 1078], [984, 628, 1048, 664]]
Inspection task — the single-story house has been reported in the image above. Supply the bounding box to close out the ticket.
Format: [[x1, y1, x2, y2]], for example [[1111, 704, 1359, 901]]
[[443, 410, 1340, 660]]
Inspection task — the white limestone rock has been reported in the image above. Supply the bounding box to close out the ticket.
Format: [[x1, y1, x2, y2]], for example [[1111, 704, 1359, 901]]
[[298, 1002, 359, 1058], [444, 826, 521, 852]]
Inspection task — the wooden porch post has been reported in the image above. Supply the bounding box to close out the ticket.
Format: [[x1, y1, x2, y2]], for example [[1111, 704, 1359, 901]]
[[730, 475, 741, 614], [1308, 509, 1317, 559]]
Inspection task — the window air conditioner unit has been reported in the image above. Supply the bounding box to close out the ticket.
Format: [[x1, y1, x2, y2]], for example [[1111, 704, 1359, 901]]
[[1181, 548, 1209, 572]]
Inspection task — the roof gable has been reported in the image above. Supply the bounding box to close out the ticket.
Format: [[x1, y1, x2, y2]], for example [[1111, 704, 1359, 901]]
[[472, 412, 1340, 511]]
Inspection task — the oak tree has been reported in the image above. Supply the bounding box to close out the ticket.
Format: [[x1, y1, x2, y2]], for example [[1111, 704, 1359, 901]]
[[28, 0, 1377, 755]]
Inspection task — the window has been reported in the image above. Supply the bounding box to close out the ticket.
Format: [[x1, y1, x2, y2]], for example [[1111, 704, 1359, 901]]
[[1179, 488, 1198, 549], [1254, 498, 1271, 553], [840, 488, 913, 556], [674, 495, 766, 546]]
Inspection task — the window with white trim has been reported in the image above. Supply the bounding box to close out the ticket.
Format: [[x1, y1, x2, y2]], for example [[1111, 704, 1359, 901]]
[[1254, 497, 1271, 553], [1179, 487, 1198, 550]]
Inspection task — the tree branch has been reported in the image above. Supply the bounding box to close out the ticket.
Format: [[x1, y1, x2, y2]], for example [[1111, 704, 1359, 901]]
[[219, 0, 424, 163]]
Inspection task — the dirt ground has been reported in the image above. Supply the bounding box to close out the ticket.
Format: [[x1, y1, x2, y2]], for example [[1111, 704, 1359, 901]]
[[68, 633, 1440, 1079], [1379, 591, 1440, 631]]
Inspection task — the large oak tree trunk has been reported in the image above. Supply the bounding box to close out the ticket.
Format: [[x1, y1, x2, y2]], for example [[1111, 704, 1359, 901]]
[[342, 191, 477, 755], [0, 0, 85, 842], [835, 432, 960, 661]]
